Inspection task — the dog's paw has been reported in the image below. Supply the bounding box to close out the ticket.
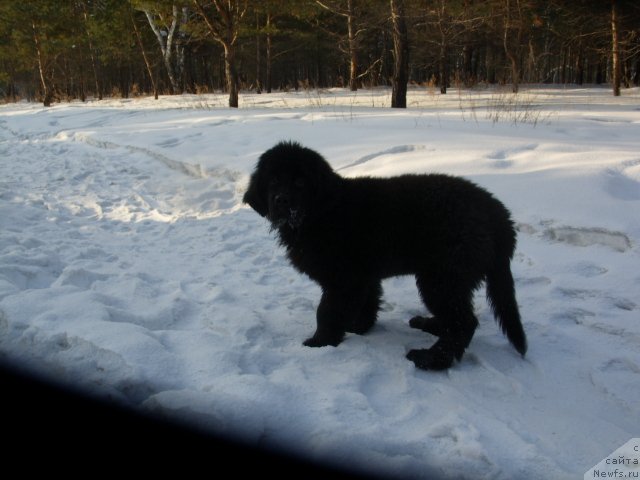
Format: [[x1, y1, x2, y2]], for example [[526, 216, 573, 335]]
[[409, 316, 445, 337], [303, 334, 342, 347], [344, 322, 374, 335], [407, 346, 455, 371]]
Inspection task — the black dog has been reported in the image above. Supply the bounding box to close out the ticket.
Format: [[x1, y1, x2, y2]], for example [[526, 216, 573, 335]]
[[243, 141, 527, 370]]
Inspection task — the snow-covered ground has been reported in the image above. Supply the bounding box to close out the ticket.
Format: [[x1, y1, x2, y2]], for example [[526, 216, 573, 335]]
[[1, 86, 638, 479]]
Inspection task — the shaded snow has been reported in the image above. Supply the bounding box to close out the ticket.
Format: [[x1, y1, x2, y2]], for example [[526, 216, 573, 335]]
[[1, 86, 639, 479]]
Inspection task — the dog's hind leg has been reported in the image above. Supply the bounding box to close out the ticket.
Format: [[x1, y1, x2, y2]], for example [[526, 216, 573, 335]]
[[409, 315, 446, 337], [407, 273, 480, 370]]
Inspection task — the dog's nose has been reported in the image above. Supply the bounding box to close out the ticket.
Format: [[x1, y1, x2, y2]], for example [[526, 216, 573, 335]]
[[274, 193, 290, 207]]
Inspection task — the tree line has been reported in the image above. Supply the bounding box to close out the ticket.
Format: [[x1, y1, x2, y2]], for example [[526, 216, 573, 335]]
[[1, 0, 638, 108]]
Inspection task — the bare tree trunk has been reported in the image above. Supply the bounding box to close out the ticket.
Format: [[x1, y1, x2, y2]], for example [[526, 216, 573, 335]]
[[266, 10, 272, 93], [316, 0, 359, 91], [346, 0, 358, 91], [437, 1, 447, 94], [439, 43, 447, 94], [176, 7, 188, 92], [542, 10, 552, 82], [461, 0, 474, 87], [462, 44, 473, 87], [224, 43, 239, 107], [485, 40, 496, 84], [575, 41, 584, 85], [611, 0, 621, 96], [390, 0, 408, 108], [503, 0, 521, 93], [131, 8, 158, 99], [255, 11, 262, 93], [560, 46, 567, 84], [80, 1, 102, 100], [31, 20, 52, 106], [193, 0, 246, 108], [220, 6, 239, 107]]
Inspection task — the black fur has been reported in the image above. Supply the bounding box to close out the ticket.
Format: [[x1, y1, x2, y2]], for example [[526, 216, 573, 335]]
[[244, 141, 527, 370]]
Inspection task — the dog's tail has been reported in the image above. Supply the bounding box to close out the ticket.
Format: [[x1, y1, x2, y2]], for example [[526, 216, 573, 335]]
[[486, 253, 527, 357]]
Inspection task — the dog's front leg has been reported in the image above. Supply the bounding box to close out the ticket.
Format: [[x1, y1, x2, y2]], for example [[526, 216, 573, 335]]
[[303, 287, 361, 347]]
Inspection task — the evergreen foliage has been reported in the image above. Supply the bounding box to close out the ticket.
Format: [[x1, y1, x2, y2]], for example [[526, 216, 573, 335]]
[[0, 0, 638, 106]]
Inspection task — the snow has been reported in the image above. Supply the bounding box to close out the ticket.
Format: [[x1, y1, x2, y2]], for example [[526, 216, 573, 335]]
[[1, 86, 639, 479]]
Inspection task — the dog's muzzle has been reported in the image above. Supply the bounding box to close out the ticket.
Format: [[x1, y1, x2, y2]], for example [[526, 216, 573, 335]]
[[287, 208, 304, 228]]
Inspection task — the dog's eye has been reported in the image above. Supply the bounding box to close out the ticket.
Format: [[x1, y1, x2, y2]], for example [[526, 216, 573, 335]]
[[294, 177, 305, 188], [269, 177, 279, 186]]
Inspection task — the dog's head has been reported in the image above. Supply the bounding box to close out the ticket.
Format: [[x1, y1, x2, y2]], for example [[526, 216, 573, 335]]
[[243, 141, 339, 230]]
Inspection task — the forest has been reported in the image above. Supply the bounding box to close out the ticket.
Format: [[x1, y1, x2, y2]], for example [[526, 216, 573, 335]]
[[1, 0, 639, 107]]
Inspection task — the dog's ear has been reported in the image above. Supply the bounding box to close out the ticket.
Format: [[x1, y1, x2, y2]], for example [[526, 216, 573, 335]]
[[243, 171, 268, 217]]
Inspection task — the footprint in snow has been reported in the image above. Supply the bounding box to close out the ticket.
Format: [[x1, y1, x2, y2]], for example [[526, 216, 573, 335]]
[[544, 226, 632, 252], [603, 158, 640, 201], [517, 221, 633, 253], [155, 137, 181, 148], [551, 307, 596, 325], [516, 276, 551, 287], [568, 261, 608, 278], [590, 358, 640, 412], [553, 287, 636, 312], [53, 267, 110, 290], [485, 143, 538, 169]]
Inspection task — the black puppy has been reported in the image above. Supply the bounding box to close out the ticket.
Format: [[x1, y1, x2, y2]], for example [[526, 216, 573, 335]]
[[243, 141, 527, 370]]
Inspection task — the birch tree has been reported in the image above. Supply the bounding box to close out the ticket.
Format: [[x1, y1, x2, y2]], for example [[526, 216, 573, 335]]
[[135, 2, 187, 94], [611, 0, 621, 96]]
